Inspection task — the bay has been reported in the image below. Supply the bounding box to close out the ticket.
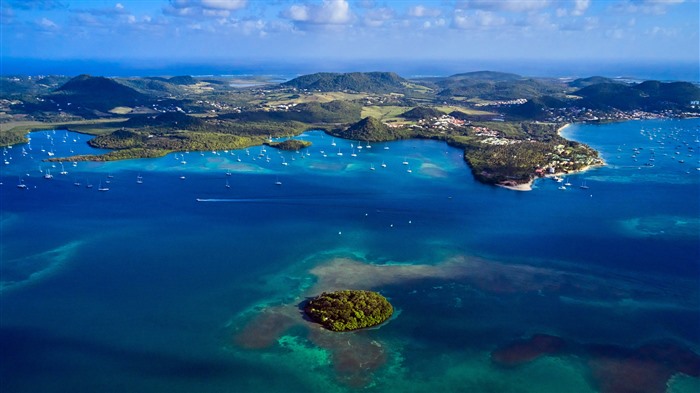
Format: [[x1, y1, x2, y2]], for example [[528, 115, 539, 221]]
[[1, 119, 698, 392]]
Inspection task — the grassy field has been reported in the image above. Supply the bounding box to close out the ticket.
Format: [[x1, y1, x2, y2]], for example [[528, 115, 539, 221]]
[[360, 105, 410, 121], [435, 105, 496, 116], [109, 106, 133, 115], [264, 91, 364, 106]]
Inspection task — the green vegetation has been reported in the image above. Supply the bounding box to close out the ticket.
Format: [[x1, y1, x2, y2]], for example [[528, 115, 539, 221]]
[[360, 105, 410, 121], [400, 106, 444, 120], [49, 74, 149, 112], [575, 81, 700, 110], [267, 139, 312, 150], [282, 72, 408, 93], [303, 290, 393, 332], [437, 78, 564, 101], [3, 70, 696, 189], [329, 116, 406, 142], [237, 100, 361, 124]]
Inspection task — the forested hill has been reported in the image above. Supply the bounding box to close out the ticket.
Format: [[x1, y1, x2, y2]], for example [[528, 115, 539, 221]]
[[281, 72, 408, 93], [49, 74, 148, 111], [575, 81, 700, 110]]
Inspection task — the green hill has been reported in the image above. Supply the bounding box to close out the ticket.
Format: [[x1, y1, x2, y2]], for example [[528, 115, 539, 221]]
[[122, 111, 205, 129], [569, 76, 620, 88], [447, 71, 522, 81], [400, 106, 444, 120], [49, 74, 148, 112], [224, 100, 362, 124], [281, 72, 408, 93], [168, 75, 197, 85], [575, 81, 700, 110], [329, 116, 404, 141], [437, 78, 564, 100]]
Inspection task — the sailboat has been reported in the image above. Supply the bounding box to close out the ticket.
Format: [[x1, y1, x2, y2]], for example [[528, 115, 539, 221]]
[[370, 163, 376, 171], [43, 169, 53, 179], [579, 181, 589, 190], [331, 138, 336, 147], [98, 181, 109, 192], [136, 174, 143, 184], [59, 162, 68, 175], [275, 177, 282, 185], [16, 176, 27, 189], [225, 179, 231, 188], [381, 161, 387, 168]]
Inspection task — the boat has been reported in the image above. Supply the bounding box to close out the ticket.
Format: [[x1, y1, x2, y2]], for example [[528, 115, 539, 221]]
[[370, 164, 375, 171], [136, 175, 143, 184], [98, 182, 109, 192], [180, 175, 186, 180], [558, 185, 566, 190], [331, 138, 336, 147], [275, 177, 282, 185], [43, 169, 53, 179], [564, 179, 572, 187], [579, 181, 589, 190], [16, 177, 27, 189], [225, 180, 231, 188], [381, 161, 387, 168], [59, 163, 68, 175]]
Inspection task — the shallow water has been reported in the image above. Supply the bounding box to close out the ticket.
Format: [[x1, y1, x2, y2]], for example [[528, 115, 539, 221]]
[[1, 119, 699, 392]]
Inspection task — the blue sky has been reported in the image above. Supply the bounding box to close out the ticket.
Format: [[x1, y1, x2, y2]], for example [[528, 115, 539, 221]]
[[1, 1, 698, 77]]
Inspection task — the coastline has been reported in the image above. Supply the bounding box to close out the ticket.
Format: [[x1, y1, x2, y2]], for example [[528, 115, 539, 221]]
[[498, 180, 534, 192], [556, 123, 571, 136]]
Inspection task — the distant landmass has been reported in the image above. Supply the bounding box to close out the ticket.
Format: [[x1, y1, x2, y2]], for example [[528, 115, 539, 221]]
[[282, 71, 408, 93], [2, 70, 699, 189]]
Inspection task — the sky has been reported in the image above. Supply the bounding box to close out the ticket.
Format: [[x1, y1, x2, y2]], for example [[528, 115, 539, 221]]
[[1, 0, 699, 78]]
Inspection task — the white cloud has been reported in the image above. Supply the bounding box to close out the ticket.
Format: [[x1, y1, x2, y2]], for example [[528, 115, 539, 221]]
[[164, 0, 246, 17], [407, 5, 441, 18], [615, 0, 685, 14], [457, 0, 551, 13], [286, 4, 310, 21], [571, 0, 590, 16], [364, 7, 393, 27], [452, 9, 506, 29], [200, 0, 246, 11], [37, 17, 58, 30], [283, 0, 353, 25]]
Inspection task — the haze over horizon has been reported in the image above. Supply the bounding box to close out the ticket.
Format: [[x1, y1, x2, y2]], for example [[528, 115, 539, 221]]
[[1, 0, 699, 80]]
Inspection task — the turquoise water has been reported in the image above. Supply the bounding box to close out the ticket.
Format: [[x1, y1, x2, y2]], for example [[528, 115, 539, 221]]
[[1, 119, 699, 392]]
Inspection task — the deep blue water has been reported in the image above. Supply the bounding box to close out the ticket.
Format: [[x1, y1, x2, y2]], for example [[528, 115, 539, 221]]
[[1, 120, 699, 392]]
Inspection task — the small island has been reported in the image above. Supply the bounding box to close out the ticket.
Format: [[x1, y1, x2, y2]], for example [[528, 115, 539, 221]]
[[266, 139, 312, 151], [303, 290, 393, 332]]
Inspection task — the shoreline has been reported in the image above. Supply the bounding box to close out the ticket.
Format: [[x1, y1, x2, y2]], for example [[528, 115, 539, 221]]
[[556, 123, 571, 136]]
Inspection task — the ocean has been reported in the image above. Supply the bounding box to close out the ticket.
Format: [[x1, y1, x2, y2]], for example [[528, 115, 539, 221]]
[[1, 118, 699, 392]]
